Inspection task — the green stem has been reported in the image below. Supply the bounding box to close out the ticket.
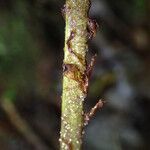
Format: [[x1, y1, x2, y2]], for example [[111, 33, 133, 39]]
[[60, 0, 90, 150]]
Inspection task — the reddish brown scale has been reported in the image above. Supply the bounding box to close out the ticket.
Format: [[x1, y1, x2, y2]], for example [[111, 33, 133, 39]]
[[63, 64, 79, 75], [63, 63, 83, 82], [82, 54, 97, 94], [66, 30, 76, 55], [63, 63, 88, 94], [87, 18, 98, 40], [62, 63, 70, 73], [65, 26, 97, 94], [86, 54, 97, 78], [62, 54, 97, 94], [87, 0, 98, 40], [66, 30, 86, 68], [84, 100, 105, 126], [82, 75, 89, 94]]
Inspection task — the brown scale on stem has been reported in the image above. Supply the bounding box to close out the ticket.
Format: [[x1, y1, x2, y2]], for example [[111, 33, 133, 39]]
[[83, 54, 97, 94], [87, 0, 98, 40], [66, 30, 76, 55], [86, 54, 97, 78], [62, 54, 97, 94], [66, 30, 86, 67], [87, 18, 99, 40], [63, 63, 84, 87], [63, 63, 87, 93], [84, 99, 105, 126]]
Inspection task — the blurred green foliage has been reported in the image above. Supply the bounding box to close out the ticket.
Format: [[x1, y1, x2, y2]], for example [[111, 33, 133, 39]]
[[0, 1, 40, 95]]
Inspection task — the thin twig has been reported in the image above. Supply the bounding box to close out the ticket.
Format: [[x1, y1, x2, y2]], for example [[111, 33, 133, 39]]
[[1, 99, 49, 150]]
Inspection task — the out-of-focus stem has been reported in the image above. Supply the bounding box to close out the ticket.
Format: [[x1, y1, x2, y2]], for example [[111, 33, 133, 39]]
[[1, 99, 49, 150]]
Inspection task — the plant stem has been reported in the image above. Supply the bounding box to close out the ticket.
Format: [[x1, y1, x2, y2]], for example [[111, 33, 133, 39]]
[[60, 0, 90, 149]]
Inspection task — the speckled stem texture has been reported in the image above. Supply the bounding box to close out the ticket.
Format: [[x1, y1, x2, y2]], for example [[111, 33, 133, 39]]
[[60, 0, 90, 150]]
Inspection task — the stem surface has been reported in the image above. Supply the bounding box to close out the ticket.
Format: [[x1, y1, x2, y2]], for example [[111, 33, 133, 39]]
[[60, 0, 90, 150]]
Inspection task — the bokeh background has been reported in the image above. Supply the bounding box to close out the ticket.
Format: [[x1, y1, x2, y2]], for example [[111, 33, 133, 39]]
[[0, 0, 150, 150]]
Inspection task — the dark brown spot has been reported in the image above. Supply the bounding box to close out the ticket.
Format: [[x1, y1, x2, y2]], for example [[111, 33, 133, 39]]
[[67, 30, 76, 55], [87, 18, 99, 40]]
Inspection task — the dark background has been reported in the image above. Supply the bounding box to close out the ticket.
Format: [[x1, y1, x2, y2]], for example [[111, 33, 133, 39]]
[[0, 0, 150, 150]]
